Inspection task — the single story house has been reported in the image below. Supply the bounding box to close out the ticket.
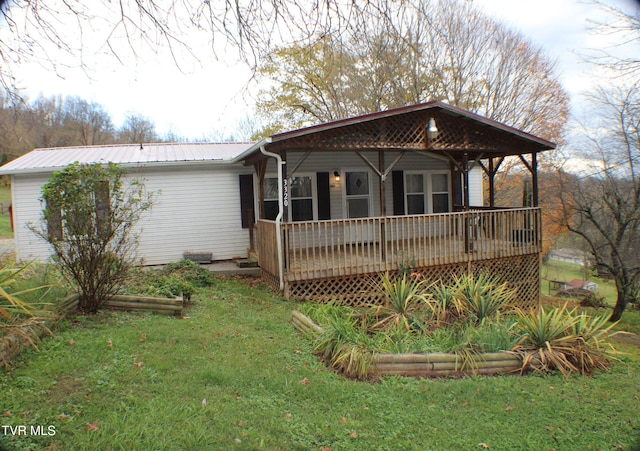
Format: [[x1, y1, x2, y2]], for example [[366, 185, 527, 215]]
[[567, 279, 598, 292], [0, 101, 555, 309], [547, 248, 590, 266]]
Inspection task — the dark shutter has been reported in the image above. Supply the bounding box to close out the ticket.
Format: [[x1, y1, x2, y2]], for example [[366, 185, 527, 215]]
[[316, 172, 331, 220], [239, 174, 254, 228], [392, 170, 405, 215]]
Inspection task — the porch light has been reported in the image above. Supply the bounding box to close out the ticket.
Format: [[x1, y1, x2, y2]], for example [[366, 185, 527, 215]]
[[426, 118, 439, 142], [334, 171, 341, 182]]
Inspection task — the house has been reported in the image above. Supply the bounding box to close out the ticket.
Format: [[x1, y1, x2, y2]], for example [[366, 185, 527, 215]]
[[547, 248, 590, 266], [0, 101, 555, 309], [567, 279, 598, 292], [0, 142, 258, 265]]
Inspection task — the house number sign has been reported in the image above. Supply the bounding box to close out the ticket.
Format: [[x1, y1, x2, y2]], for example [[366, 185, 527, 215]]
[[283, 178, 289, 207]]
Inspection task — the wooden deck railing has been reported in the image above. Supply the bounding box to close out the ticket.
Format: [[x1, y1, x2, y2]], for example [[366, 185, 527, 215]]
[[258, 208, 541, 282]]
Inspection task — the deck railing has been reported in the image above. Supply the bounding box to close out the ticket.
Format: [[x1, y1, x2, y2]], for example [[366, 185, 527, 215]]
[[257, 207, 541, 282]]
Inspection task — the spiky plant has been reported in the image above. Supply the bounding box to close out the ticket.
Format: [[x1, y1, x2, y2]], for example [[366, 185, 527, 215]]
[[454, 273, 515, 324], [426, 281, 467, 326], [369, 272, 430, 332], [0, 262, 53, 323], [512, 304, 619, 376], [312, 314, 375, 379]]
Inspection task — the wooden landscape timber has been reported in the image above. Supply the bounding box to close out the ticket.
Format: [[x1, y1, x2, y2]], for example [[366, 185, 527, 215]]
[[105, 295, 183, 315], [291, 310, 524, 378]]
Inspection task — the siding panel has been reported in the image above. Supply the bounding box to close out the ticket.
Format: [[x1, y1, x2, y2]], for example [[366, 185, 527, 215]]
[[11, 165, 252, 265]]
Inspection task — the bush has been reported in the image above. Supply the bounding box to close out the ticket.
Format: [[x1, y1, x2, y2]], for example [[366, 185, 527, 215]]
[[512, 304, 619, 375], [161, 259, 215, 287]]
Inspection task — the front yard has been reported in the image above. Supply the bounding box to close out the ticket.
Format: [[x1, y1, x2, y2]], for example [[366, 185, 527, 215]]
[[1, 274, 639, 450]]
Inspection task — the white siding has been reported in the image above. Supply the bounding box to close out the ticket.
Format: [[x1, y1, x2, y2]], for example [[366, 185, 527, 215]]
[[135, 165, 251, 265], [11, 164, 253, 265], [12, 173, 56, 262], [469, 165, 484, 206], [264, 150, 459, 219]]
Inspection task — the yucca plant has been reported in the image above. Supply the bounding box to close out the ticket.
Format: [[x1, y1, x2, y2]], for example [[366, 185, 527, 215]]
[[312, 314, 375, 379], [454, 273, 514, 324], [512, 304, 619, 376], [565, 308, 621, 374], [0, 261, 56, 357], [468, 320, 520, 353], [0, 262, 53, 323], [368, 272, 430, 332], [426, 281, 467, 326]]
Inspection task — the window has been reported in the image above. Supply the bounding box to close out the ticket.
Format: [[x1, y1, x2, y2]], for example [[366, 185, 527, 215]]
[[263, 177, 279, 220], [431, 173, 450, 213], [345, 171, 370, 218], [263, 174, 316, 221], [405, 173, 425, 215], [290, 175, 314, 221], [403, 171, 450, 214]]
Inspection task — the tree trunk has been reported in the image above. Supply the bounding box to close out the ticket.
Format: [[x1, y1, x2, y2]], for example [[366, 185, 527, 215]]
[[610, 275, 628, 322]]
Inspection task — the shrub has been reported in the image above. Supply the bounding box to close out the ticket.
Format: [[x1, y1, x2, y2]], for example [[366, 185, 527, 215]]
[[425, 281, 466, 326], [161, 259, 215, 287], [368, 272, 429, 332], [32, 163, 155, 313], [453, 273, 515, 324], [313, 314, 375, 379], [512, 304, 619, 375]]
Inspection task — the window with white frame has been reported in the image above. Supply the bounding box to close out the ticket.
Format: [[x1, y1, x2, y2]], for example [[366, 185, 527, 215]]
[[290, 175, 314, 221], [345, 171, 370, 218], [405, 173, 425, 215], [263, 177, 279, 220], [263, 175, 316, 221], [404, 171, 450, 214], [431, 173, 450, 213]]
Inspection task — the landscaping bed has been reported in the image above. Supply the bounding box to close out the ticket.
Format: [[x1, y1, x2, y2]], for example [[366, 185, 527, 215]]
[[292, 310, 523, 378], [293, 272, 621, 380]]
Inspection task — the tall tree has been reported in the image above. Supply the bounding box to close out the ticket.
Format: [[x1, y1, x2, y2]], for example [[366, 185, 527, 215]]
[[558, 83, 640, 321], [118, 114, 158, 144], [0, 0, 405, 93], [584, 0, 640, 77], [255, 0, 568, 142]]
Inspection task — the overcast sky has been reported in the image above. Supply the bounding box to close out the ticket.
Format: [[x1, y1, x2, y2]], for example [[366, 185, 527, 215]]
[[8, 0, 640, 140]]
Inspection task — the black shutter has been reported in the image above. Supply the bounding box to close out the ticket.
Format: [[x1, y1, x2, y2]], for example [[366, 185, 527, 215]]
[[239, 174, 254, 228], [316, 172, 331, 220], [392, 170, 405, 215]]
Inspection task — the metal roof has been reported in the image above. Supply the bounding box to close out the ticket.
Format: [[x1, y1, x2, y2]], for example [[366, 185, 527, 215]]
[[0, 142, 255, 175]]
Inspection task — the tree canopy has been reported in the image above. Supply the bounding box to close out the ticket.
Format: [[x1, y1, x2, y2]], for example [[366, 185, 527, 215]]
[[255, 0, 569, 143]]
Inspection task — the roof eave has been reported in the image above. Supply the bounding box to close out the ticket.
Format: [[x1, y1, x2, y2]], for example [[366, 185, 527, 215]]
[[0, 157, 243, 176]]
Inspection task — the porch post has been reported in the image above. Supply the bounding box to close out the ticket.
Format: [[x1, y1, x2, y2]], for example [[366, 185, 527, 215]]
[[488, 157, 495, 208], [379, 149, 387, 262], [531, 152, 539, 207], [379, 150, 386, 217], [462, 153, 470, 210], [281, 150, 288, 221]]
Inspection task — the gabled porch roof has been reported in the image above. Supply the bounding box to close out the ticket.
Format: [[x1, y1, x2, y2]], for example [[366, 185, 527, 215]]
[[239, 101, 556, 212], [240, 101, 555, 162]]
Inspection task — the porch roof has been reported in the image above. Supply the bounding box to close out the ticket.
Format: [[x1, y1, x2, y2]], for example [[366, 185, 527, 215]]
[[241, 101, 555, 163]]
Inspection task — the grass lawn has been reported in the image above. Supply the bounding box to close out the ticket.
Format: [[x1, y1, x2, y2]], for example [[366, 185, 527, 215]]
[[1, 275, 639, 450], [542, 260, 618, 304], [0, 184, 12, 239]]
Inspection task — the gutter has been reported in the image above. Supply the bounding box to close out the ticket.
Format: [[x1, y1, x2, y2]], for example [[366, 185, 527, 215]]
[[258, 139, 285, 291]]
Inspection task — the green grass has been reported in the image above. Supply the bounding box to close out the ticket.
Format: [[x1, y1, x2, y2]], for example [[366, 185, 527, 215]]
[[542, 260, 618, 305], [1, 275, 639, 450], [0, 184, 12, 239]]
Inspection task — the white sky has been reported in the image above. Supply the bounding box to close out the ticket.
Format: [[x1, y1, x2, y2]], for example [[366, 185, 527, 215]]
[[7, 0, 640, 140]]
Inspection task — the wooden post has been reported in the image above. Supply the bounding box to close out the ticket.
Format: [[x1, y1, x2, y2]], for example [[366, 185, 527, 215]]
[[248, 209, 255, 252], [379, 150, 386, 262]]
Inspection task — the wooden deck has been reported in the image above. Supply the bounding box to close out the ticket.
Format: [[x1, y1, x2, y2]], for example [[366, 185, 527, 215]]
[[257, 208, 541, 308]]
